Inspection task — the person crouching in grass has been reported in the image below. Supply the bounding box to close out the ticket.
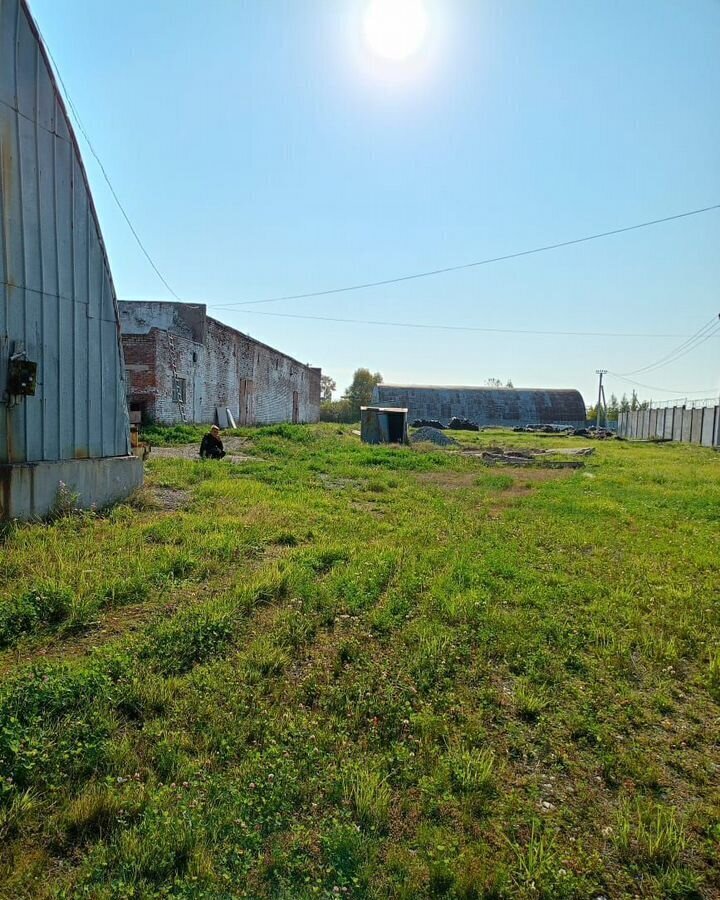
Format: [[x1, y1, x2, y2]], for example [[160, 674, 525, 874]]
[[200, 425, 226, 460]]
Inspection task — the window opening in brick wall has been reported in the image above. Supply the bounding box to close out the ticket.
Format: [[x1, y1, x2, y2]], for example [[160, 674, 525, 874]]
[[172, 376, 187, 403]]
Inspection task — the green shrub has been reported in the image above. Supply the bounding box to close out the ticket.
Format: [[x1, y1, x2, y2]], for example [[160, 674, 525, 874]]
[[341, 767, 391, 832], [0, 583, 73, 646], [615, 798, 688, 869], [141, 605, 235, 675]]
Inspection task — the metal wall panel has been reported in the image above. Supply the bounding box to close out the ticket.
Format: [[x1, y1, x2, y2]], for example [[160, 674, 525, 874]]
[[0, 0, 131, 463]]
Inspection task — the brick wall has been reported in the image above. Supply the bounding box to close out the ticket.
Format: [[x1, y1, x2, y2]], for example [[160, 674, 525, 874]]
[[122, 334, 159, 422], [119, 302, 321, 426]]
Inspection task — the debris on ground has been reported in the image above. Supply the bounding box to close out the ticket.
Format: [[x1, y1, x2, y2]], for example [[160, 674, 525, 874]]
[[410, 427, 459, 447], [411, 419, 446, 430], [447, 416, 480, 431], [513, 423, 575, 434], [461, 445, 594, 468], [586, 428, 616, 439]]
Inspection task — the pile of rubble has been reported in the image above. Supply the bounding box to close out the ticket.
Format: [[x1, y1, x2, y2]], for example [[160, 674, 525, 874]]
[[513, 424, 617, 439], [447, 416, 479, 431], [464, 445, 595, 468], [513, 423, 575, 434], [411, 419, 446, 430], [410, 427, 459, 447]]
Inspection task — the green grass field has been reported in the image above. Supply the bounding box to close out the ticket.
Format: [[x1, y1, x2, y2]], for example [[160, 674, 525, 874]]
[[0, 425, 718, 899]]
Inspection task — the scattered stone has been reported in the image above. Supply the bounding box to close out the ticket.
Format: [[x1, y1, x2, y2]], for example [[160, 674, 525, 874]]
[[410, 427, 459, 447]]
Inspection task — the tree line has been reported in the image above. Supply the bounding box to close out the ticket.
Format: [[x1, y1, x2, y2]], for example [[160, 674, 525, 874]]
[[587, 390, 648, 423], [320, 369, 383, 423]]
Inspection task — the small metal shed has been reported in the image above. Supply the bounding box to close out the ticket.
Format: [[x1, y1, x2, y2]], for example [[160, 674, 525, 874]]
[[360, 407, 409, 445]]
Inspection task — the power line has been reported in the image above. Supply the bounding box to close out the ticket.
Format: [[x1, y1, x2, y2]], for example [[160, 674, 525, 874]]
[[607, 372, 719, 395], [209, 203, 720, 309], [36, 25, 182, 302], [238, 308, 691, 338], [28, 10, 720, 356], [632, 321, 720, 375], [620, 315, 720, 376]]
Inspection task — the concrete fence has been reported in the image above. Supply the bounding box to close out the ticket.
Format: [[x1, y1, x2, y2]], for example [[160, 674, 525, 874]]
[[617, 405, 720, 447]]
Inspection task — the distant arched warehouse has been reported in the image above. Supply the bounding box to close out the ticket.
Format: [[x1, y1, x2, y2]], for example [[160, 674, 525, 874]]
[[372, 385, 587, 428]]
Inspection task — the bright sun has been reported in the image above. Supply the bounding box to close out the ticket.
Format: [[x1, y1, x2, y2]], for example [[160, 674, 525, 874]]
[[362, 0, 429, 62]]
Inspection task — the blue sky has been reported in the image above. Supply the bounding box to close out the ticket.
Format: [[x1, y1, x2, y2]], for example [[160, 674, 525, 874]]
[[32, 0, 720, 404]]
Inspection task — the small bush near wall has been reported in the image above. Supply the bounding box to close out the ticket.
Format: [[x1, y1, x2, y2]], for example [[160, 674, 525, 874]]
[[320, 399, 354, 423]]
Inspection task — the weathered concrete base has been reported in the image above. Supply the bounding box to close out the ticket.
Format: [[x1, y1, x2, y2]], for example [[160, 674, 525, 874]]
[[0, 456, 143, 520]]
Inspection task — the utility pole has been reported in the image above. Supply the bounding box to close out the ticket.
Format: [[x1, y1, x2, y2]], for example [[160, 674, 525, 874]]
[[596, 369, 607, 430]]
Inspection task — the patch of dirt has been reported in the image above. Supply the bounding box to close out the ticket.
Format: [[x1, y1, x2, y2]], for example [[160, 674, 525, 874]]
[[317, 474, 363, 491], [416, 466, 577, 520], [350, 500, 386, 517], [153, 487, 191, 510], [416, 467, 573, 492], [415, 472, 480, 491], [503, 467, 576, 487], [150, 436, 255, 463]]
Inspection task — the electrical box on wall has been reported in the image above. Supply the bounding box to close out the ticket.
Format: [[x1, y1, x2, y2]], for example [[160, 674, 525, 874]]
[[7, 358, 38, 396]]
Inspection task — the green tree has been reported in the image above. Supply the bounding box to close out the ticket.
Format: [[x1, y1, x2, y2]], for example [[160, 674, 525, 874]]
[[320, 398, 352, 423], [607, 393, 620, 422], [346, 369, 383, 420], [320, 375, 336, 402]]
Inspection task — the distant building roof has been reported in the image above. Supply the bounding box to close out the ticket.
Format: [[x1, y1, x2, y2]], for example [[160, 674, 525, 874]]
[[379, 384, 579, 393], [374, 384, 586, 425]]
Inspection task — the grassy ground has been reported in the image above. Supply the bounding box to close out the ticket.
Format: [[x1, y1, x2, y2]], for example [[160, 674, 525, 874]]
[[0, 424, 718, 899]]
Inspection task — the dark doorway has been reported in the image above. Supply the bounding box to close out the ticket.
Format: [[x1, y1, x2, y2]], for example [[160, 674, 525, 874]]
[[387, 411, 405, 443], [239, 379, 255, 425], [292, 391, 299, 424]]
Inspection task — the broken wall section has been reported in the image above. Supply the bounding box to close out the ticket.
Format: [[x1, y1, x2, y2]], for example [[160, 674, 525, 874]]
[[119, 302, 321, 426]]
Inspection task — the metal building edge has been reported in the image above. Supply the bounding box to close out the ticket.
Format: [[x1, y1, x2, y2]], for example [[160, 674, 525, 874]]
[[1, 0, 142, 518]]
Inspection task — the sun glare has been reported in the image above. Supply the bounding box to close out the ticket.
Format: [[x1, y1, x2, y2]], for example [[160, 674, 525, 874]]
[[362, 0, 429, 62]]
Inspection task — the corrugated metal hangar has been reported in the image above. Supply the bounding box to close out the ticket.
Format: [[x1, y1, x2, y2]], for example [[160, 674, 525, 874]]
[[373, 384, 587, 428], [0, 0, 142, 518]]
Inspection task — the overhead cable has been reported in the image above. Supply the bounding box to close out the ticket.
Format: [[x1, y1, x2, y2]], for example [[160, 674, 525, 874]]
[[239, 308, 690, 339], [620, 314, 720, 376], [607, 372, 719, 395], [36, 24, 182, 301], [209, 204, 720, 309]]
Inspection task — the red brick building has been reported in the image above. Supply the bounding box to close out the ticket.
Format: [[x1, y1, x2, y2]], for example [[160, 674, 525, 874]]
[[119, 301, 321, 426]]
